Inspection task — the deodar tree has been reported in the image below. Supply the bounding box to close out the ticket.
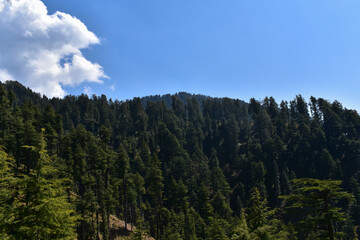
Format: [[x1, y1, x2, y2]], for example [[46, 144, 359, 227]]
[[281, 178, 354, 240]]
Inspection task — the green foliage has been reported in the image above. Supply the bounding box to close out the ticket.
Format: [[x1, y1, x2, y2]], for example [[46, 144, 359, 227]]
[[2, 82, 360, 239], [247, 188, 269, 231], [281, 178, 354, 240], [207, 217, 230, 240], [232, 188, 290, 240], [0, 146, 14, 239], [212, 191, 232, 220], [0, 130, 78, 239], [145, 153, 164, 239]]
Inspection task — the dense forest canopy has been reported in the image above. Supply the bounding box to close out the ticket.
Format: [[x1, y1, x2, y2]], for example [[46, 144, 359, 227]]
[[1, 81, 360, 239]]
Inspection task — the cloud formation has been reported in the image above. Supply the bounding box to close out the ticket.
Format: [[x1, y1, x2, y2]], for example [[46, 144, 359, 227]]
[[83, 85, 92, 96], [0, 0, 108, 98]]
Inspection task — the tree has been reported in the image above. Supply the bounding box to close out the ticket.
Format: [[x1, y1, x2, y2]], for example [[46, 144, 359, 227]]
[[247, 188, 269, 232], [5, 129, 78, 239], [233, 188, 289, 240], [206, 217, 230, 240], [0, 146, 14, 239], [212, 191, 232, 220], [281, 178, 354, 240], [196, 183, 213, 223], [146, 153, 164, 240], [210, 151, 230, 200], [231, 211, 251, 240], [117, 144, 130, 229], [0, 84, 12, 140]]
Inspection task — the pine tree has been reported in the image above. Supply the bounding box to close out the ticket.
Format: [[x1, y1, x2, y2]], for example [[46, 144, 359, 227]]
[[247, 188, 269, 231], [241, 188, 289, 240], [0, 146, 14, 239], [231, 211, 251, 240], [212, 191, 232, 220], [197, 183, 213, 223], [207, 217, 230, 240], [9, 129, 79, 239], [281, 178, 354, 240], [117, 144, 130, 230], [146, 153, 164, 240]]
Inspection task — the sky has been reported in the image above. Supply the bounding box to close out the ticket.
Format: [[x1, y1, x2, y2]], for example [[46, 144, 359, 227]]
[[1, 0, 360, 111]]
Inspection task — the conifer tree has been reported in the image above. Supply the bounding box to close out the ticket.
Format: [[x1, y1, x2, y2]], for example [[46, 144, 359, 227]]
[[146, 153, 164, 239], [117, 144, 130, 229], [197, 183, 213, 223], [207, 217, 230, 240], [0, 146, 14, 239], [231, 211, 250, 240], [247, 188, 269, 231], [10, 129, 78, 239], [281, 178, 354, 240], [212, 191, 232, 220], [238, 187, 289, 240]]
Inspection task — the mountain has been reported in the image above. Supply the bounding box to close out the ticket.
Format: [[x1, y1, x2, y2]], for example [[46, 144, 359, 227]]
[[2, 80, 44, 106], [1, 80, 246, 109], [0, 80, 360, 239]]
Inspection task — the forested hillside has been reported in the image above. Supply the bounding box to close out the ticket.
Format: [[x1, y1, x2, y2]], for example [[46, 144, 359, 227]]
[[1, 81, 360, 239]]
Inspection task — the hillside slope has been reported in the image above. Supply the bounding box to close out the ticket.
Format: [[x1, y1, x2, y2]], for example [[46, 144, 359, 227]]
[[0, 81, 360, 239]]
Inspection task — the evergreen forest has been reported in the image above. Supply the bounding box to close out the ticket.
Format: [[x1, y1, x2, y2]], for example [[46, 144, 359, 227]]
[[1, 81, 360, 239]]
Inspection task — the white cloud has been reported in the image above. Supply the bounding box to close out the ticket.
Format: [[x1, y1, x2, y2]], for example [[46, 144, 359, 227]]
[[110, 84, 115, 91], [84, 85, 92, 96], [0, 0, 108, 98], [0, 69, 13, 81]]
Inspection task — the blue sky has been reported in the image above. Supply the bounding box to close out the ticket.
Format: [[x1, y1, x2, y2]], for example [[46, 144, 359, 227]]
[[3, 0, 360, 110]]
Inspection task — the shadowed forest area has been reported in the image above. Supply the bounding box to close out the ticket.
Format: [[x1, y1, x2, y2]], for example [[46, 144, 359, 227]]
[[1, 81, 360, 239]]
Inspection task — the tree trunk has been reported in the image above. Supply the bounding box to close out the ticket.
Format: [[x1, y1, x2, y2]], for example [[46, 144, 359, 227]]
[[323, 191, 334, 240], [96, 211, 100, 240], [124, 175, 127, 231]]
